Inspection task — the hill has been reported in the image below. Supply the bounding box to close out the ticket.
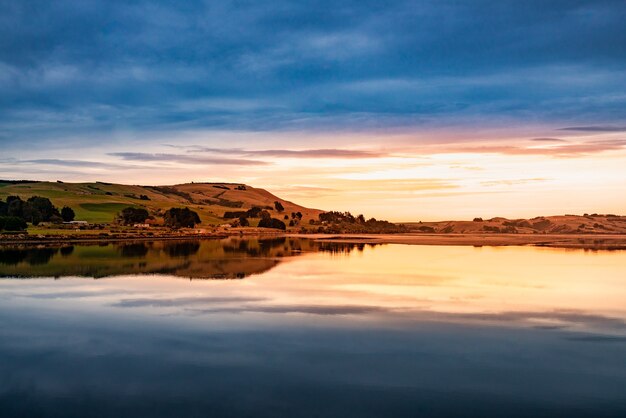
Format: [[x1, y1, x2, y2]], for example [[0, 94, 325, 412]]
[[405, 214, 626, 235], [0, 180, 322, 225]]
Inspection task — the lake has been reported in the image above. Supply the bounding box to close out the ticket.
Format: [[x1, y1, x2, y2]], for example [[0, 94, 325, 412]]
[[0, 237, 625, 417]]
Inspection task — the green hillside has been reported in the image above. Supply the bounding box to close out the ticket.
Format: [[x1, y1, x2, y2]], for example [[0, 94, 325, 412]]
[[0, 181, 322, 225]]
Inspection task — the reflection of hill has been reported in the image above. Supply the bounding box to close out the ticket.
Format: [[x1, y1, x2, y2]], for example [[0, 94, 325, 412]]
[[0, 238, 379, 279]]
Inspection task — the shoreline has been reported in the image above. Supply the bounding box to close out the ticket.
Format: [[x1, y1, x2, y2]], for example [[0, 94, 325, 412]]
[[1, 231, 625, 250], [306, 233, 626, 250]]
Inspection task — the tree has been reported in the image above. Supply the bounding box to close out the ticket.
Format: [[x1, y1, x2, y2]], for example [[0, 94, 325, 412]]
[[26, 196, 59, 222], [164, 207, 201, 228], [6, 196, 24, 218], [238, 217, 249, 227], [119, 207, 149, 225], [259, 210, 271, 220], [0, 196, 61, 225], [0, 216, 28, 231], [258, 217, 286, 230], [274, 201, 284, 212], [246, 207, 262, 218], [61, 206, 75, 222]]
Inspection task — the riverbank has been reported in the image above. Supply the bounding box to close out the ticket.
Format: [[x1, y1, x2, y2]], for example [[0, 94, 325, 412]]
[[307, 233, 626, 250], [2, 230, 626, 250]]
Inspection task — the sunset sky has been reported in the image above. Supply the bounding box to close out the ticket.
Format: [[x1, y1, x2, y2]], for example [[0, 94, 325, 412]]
[[1, 0, 625, 220]]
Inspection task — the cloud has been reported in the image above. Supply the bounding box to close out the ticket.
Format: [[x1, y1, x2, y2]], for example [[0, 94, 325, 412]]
[[1, 1, 626, 143], [0, 158, 139, 170], [530, 138, 567, 143], [108, 152, 268, 166], [450, 309, 626, 330], [165, 144, 387, 159], [480, 178, 549, 186], [439, 140, 626, 157], [191, 147, 387, 159], [189, 304, 392, 316], [113, 296, 267, 308], [559, 126, 626, 132], [564, 335, 626, 343]]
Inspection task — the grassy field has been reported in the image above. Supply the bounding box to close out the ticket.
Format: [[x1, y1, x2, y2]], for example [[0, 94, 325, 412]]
[[0, 180, 322, 226]]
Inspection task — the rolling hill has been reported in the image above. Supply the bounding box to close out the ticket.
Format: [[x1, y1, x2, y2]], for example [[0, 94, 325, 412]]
[[406, 214, 626, 235], [0, 180, 322, 225]]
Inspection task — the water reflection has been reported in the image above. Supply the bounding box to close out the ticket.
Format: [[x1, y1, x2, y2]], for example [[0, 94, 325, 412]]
[[0, 240, 625, 417], [0, 238, 375, 279]]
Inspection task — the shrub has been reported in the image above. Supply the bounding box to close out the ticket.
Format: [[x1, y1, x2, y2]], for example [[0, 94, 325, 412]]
[[258, 217, 286, 230], [119, 207, 149, 225], [164, 207, 201, 228], [223, 211, 248, 219], [61, 206, 75, 222], [246, 207, 262, 218], [0, 216, 28, 231]]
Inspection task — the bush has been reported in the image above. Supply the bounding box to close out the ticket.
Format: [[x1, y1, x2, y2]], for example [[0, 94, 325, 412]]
[[0, 216, 28, 231], [26, 196, 60, 222], [61, 206, 75, 222], [1, 195, 60, 225], [239, 217, 249, 227], [119, 207, 149, 225], [164, 207, 201, 228], [274, 201, 285, 212], [258, 217, 286, 230]]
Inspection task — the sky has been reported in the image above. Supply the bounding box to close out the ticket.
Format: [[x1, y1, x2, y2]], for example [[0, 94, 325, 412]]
[[1, 0, 625, 220]]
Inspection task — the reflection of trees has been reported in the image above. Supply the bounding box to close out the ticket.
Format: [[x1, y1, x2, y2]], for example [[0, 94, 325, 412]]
[[0, 238, 381, 279], [315, 242, 375, 254], [0, 249, 28, 265], [222, 237, 289, 257], [0, 248, 59, 266], [118, 243, 149, 257], [28, 248, 58, 265], [163, 242, 200, 257]]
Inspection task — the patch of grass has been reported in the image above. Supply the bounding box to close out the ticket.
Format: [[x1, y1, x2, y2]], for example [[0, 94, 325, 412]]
[[77, 203, 135, 223]]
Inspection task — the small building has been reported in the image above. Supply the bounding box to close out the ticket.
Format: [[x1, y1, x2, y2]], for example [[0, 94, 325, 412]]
[[64, 221, 89, 225], [133, 223, 150, 228]]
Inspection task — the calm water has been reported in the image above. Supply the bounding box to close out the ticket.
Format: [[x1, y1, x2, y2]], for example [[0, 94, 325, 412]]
[[0, 238, 625, 417]]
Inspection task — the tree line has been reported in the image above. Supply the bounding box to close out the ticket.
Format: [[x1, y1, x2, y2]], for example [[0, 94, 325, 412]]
[[118, 207, 201, 229], [0, 196, 75, 231]]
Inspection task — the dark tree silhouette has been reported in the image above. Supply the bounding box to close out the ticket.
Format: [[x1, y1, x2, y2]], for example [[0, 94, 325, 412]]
[[61, 206, 75, 222], [274, 201, 284, 212], [119, 207, 149, 225], [0, 216, 28, 231], [258, 217, 286, 230], [164, 207, 201, 228]]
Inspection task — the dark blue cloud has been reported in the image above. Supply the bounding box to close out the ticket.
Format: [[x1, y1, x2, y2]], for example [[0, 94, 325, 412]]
[[1, 0, 625, 144]]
